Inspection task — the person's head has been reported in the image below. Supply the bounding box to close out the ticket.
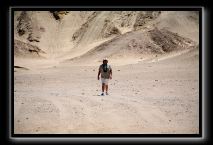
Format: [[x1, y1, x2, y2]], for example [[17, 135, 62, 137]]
[[103, 58, 108, 64]]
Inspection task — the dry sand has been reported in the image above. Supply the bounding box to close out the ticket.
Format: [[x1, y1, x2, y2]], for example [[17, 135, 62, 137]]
[[14, 48, 199, 134]]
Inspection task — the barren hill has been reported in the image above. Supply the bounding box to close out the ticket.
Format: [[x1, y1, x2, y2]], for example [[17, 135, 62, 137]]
[[14, 11, 199, 66]]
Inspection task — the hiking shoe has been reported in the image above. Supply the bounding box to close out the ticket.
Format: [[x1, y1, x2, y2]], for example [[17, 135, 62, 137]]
[[106, 92, 109, 95], [101, 93, 104, 96]]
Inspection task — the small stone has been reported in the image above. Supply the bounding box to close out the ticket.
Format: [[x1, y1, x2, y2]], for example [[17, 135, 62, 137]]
[[155, 80, 158, 81], [117, 70, 120, 71], [26, 117, 29, 120]]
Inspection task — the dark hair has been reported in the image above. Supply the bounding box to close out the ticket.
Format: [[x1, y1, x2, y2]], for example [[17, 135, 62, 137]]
[[103, 60, 108, 63]]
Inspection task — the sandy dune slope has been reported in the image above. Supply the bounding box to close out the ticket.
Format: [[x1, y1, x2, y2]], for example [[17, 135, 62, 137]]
[[14, 11, 198, 60], [64, 27, 196, 66]]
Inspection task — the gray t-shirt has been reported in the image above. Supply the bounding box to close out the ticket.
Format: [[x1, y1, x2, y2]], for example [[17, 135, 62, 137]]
[[99, 64, 112, 79]]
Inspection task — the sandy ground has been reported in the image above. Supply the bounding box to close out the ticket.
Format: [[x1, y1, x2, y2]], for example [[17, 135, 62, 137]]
[[14, 48, 199, 134]]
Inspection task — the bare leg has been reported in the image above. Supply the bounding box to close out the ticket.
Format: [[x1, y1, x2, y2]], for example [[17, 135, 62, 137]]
[[106, 85, 108, 93], [102, 83, 105, 92]]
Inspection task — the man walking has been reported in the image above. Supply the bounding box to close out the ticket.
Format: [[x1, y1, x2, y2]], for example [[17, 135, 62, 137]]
[[97, 58, 112, 96]]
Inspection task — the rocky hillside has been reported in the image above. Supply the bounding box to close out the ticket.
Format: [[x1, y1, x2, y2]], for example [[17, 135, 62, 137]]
[[14, 11, 199, 63]]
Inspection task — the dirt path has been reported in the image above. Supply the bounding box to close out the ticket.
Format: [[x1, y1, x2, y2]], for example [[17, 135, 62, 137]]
[[14, 49, 199, 134]]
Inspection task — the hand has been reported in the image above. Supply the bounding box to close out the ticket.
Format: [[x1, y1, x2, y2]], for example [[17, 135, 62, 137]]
[[98, 76, 100, 80]]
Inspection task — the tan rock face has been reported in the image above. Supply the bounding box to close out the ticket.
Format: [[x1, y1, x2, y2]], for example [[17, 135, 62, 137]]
[[14, 11, 199, 62], [133, 11, 161, 30], [50, 11, 69, 20], [14, 39, 45, 58]]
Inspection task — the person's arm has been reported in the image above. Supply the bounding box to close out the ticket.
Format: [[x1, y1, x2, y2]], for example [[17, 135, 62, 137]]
[[110, 67, 112, 79], [98, 66, 101, 80], [98, 70, 101, 80]]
